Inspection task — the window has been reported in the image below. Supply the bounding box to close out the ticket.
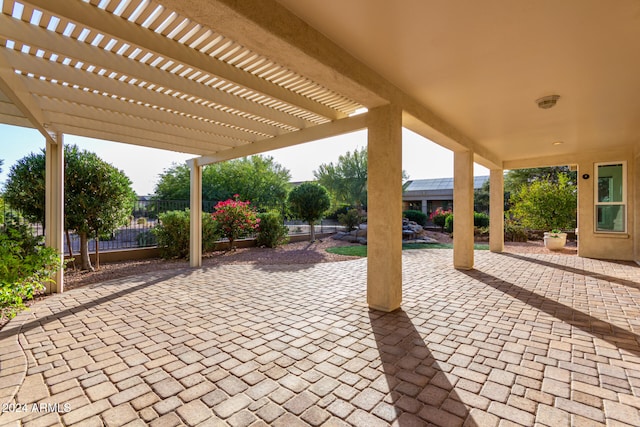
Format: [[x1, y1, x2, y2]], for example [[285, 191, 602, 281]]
[[595, 162, 626, 232]]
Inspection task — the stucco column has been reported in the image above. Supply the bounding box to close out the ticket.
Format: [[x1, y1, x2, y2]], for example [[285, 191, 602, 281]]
[[489, 169, 504, 253], [45, 133, 64, 293], [422, 200, 427, 215], [367, 104, 403, 312], [635, 151, 640, 264], [188, 159, 202, 268], [453, 150, 474, 269]]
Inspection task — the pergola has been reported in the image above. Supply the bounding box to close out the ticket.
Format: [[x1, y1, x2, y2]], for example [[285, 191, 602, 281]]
[[1, 0, 639, 312]]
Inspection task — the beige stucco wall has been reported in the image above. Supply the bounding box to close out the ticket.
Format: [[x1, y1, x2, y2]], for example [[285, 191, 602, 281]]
[[635, 149, 640, 264], [577, 148, 635, 261]]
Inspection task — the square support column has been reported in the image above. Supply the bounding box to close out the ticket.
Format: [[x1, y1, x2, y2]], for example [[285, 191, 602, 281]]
[[188, 159, 202, 268], [453, 150, 474, 269], [489, 169, 504, 253], [367, 104, 403, 312], [45, 134, 64, 293]]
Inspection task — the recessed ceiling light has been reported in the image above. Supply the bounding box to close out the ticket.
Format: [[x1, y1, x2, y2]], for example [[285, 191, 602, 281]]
[[536, 95, 560, 109], [552, 141, 564, 146]]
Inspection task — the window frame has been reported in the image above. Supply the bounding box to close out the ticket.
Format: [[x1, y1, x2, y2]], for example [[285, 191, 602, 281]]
[[594, 161, 627, 233]]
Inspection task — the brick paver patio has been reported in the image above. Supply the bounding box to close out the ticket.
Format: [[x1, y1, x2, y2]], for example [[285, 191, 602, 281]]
[[1, 250, 639, 426]]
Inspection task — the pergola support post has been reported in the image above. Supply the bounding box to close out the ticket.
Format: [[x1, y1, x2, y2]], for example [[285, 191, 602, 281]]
[[367, 104, 403, 312], [188, 159, 202, 268], [489, 169, 504, 253], [45, 133, 64, 293], [453, 150, 474, 269]]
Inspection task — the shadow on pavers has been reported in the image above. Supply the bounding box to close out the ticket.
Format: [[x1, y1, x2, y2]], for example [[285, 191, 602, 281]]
[[369, 309, 470, 426], [462, 268, 640, 357]]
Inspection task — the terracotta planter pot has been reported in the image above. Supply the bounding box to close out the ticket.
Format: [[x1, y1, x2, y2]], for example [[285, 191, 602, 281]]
[[543, 232, 567, 250]]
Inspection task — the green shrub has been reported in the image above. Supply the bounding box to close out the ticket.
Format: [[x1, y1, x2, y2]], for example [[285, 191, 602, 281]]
[[325, 205, 350, 221], [474, 212, 490, 228], [403, 210, 427, 226], [504, 217, 528, 242], [136, 217, 148, 225], [338, 209, 363, 231], [509, 173, 576, 230], [154, 210, 220, 259], [1, 219, 61, 321], [136, 229, 157, 247], [256, 211, 289, 248], [440, 211, 490, 234], [430, 208, 452, 231], [444, 213, 454, 233]]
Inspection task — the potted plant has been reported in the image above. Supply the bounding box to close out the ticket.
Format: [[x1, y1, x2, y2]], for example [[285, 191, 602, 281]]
[[509, 173, 577, 251], [543, 228, 567, 250]]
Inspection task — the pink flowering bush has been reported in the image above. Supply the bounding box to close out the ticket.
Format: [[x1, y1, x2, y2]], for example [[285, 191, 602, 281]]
[[430, 207, 452, 231], [212, 195, 260, 250]]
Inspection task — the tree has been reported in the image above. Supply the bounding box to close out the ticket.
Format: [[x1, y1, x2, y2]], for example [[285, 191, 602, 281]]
[[509, 173, 577, 231], [505, 167, 576, 195], [314, 148, 368, 208], [154, 156, 291, 212], [473, 180, 490, 214], [0, 159, 5, 224], [314, 147, 409, 209], [2, 154, 46, 226], [473, 178, 511, 214], [288, 182, 331, 241], [4, 145, 136, 271], [64, 146, 136, 270]]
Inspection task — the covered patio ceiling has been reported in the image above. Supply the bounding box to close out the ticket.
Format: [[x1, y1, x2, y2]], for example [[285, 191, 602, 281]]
[[1, 0, 639, 168], [275, 0, 640, 167]]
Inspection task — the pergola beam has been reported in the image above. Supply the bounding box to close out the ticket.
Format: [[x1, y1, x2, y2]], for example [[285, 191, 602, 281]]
[[0, 97, 34, 127], [6, 50, 281, 137], [47, 113, 225, 155], [0, 14, 310, 130], [196, 112, 368, 165], [163, 0, 389, 108], [25, 0, 343, 121], [0, 46, 56, 144], [25, 78, 261, 143], [39, 97, 245, 148]]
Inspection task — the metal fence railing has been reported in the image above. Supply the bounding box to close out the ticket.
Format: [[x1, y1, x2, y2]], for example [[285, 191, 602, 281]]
[[1, 198, 345, 253], [0, 202, 44, 237]]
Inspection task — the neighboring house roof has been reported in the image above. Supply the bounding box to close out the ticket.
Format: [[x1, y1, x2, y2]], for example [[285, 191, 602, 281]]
[[404, 176, 489, 195]]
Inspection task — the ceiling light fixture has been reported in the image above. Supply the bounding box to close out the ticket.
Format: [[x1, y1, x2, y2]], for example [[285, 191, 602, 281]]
[[536, 94, 560, 109], [552, 141, 564, 146]]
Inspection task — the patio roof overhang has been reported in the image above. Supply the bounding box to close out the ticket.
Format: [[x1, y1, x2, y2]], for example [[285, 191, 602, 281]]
[[2, 0, 640, 169], [0, 0, 368, 160], [0, 0, 508, 170]]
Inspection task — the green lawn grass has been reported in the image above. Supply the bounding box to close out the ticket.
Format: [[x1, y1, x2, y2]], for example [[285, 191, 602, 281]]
[[326, 242, 490, 257]]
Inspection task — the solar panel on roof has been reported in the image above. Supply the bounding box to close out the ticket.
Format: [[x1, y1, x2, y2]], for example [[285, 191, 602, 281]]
[[404, 176, 488, 193]]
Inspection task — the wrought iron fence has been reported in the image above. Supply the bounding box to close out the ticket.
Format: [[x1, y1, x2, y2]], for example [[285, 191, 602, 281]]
[[0, 201, 44, 237], [1, 198, 344, 253], [69, 199, 221, 252]]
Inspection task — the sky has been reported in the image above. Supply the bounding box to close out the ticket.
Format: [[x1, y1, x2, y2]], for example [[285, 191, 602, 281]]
[[0, 123, 488, 195]]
